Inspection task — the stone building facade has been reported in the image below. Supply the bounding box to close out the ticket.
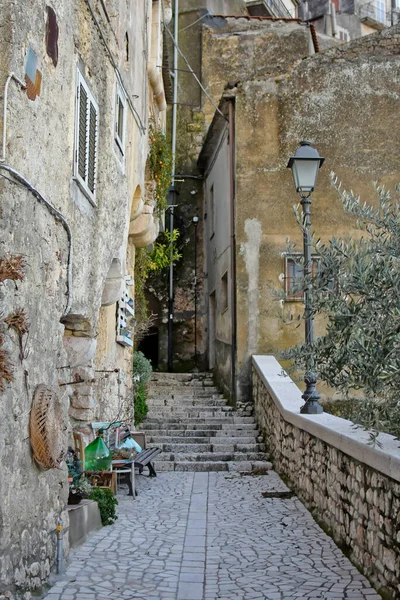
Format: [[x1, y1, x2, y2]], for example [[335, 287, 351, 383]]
[[0, 0, 169, 596], [195, 17, 400, 401]]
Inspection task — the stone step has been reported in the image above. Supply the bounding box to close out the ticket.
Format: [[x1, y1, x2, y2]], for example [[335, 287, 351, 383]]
[[145, 409, 237, 419], [146, 435, 258, 445], [143, 428, 258, 438], [147, 398, 227, 407], [173, 461, 230, 472], [144, 416, 256, 425], [149, 442, 263, 453], [153, 460, 272, 473], [155, 451, 267, 462], [150, 373, 214, 384], [148, 387, 221, 396], [141, 422, 258, 432]]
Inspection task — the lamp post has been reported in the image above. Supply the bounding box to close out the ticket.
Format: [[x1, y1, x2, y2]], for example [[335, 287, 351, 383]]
[[192, 216, 199, 368], [287, 140, 325, 415]]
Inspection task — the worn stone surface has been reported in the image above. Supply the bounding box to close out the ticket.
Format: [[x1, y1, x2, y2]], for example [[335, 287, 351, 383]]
[[43, 472, 380, 599], [143, 372, 271, 473], [253, 365, 400, 599], [0, 0, 167, 595]]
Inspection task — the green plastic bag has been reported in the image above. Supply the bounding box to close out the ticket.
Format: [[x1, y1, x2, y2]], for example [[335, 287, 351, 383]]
[[85, 435, 112, 471]]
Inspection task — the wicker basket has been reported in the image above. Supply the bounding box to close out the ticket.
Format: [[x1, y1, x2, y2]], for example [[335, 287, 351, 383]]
[[30, 384, 67, 470]]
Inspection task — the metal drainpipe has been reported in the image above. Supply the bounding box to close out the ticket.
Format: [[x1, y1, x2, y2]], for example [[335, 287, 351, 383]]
[[56, 518, 64, 574], [1, 73, 26, 163], [228, 101, 237, 406], [168, 0, 179, 372]]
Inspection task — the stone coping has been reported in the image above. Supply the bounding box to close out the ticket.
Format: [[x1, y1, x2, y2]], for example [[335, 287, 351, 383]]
[[252, 355, 400, 483]]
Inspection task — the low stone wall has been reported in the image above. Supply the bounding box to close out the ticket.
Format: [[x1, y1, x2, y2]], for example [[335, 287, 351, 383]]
[[252, 355, 400, 600]]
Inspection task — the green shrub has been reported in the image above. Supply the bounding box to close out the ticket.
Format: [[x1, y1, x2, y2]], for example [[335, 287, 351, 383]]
[[134, 382, 149, 426], [89, 487, 118, 526], [132, 350, 152, 386], [132, 351, 152, 426]]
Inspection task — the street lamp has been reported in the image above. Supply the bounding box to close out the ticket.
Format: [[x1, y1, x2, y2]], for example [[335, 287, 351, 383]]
[[287, 141, 325, 415]]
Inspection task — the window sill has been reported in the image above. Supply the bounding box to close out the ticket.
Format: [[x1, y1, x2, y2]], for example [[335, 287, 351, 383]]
[[73, 176, 97, 207]]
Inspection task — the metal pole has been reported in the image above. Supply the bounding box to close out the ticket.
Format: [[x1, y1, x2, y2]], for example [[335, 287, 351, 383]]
[[300, 194, 323, 414], [168, 203, 174, 372], [194, 219, 198, 367], [168, 0, 179, 373]]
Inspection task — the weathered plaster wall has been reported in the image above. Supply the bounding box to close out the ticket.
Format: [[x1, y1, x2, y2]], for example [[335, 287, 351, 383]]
[[0, 0, 164, 595], [253, 355, 400, 599], [234, 25, 400, 398], [204, 125, 232, 395]]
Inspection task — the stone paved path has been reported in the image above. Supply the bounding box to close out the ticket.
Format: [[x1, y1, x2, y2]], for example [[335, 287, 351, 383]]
[[44, 472, 381, 600]]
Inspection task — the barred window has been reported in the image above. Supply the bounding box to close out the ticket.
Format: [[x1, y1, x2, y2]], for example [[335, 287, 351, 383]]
[[285, 255, 319, 300], [74, 70, 99, 204]]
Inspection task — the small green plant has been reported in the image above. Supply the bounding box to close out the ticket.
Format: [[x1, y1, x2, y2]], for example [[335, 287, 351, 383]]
[[134, 230, 181, 333], [89, 487, 118, 525], [132, 351, 152, 426], [148, 230, 182, 271], [134, 382, 149, 426], [132, 350, 152, 385], [149, 126, 173, 213]]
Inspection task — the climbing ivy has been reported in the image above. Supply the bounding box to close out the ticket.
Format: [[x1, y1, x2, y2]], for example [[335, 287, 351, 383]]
[[134, 229, 182, 332], [149, 126, 173, 214]]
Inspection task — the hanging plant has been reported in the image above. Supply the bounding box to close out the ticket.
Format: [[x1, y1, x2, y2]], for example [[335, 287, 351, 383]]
[[149, 126, 172, 214]]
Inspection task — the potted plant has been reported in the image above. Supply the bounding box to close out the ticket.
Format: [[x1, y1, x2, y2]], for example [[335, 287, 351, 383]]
[[66, 447, 92, 505]]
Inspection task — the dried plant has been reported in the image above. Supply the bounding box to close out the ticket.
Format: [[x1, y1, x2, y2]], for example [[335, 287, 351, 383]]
[[133, 312, 158, 347], [5, 309, 29, 361], [0, 347, 13, 391], [5, 308, 28, 335], [0, 255, 25, 283]]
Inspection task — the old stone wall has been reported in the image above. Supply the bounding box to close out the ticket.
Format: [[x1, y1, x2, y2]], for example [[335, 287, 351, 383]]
[[0, 0, 165, 596], [232, 24, 400, 399], [252, 355, 400, 599]]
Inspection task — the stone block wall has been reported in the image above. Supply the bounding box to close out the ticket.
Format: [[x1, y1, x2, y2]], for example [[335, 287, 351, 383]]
[[252, 355, 400, 599]]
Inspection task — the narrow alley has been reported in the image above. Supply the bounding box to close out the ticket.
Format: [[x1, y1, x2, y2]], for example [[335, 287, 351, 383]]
[[43, 472, 380, 600]]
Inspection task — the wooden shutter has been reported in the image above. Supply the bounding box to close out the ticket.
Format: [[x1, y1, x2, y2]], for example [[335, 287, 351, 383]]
[[75, 71, 99, 203], [78, 83, 88, 181], [87, 101, 98, 194]]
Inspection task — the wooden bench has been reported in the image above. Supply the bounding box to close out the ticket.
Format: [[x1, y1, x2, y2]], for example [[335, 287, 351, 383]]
[[134, 448, 162, 477]]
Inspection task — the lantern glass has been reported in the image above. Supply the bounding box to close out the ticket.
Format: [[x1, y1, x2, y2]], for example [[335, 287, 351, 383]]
[[292, 158, 320, 193]]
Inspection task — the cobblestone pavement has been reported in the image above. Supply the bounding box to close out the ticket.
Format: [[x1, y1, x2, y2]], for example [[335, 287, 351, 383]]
[[44, 472, 381, 600]]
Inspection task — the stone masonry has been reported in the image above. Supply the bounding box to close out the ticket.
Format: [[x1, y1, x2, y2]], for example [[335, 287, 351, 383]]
[[142, 372, 271, 473], [252, 357, 400, 599], [42, 472, 381, 600]]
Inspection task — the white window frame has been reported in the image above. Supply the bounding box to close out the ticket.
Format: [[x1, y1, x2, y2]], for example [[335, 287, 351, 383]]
[[220, 271, 228, 314], [74, 69, 99, 205], [115, 80, 127, 156], [209, 184, 215, 239], [376, 0, 386, 23]]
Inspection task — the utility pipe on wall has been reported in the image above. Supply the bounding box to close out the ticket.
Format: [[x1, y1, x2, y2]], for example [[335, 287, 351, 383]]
[[228, 101, 237, 406], [1, 73, 26, 163], [167, 0, 179, 372]]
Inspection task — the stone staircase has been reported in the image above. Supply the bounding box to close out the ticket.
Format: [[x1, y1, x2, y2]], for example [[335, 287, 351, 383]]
[[141, 372, 272, 473]]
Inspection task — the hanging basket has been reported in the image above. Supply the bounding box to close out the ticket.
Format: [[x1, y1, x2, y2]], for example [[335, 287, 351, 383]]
[[30, 384, 67, 470]]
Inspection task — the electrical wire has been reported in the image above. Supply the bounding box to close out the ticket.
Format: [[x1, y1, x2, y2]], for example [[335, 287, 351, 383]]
[[84, 0, 146, 134], [179, 10, 211, 32], [163, 21, 227, 120], [0, 164, 73, 315]]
